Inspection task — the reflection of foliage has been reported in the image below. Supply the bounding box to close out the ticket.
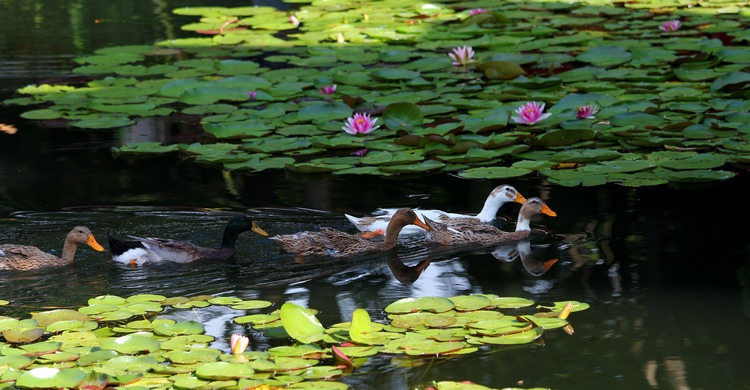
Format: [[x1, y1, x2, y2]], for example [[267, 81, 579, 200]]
[[8, 0, 750, 186], [0, 293, 585, 389]]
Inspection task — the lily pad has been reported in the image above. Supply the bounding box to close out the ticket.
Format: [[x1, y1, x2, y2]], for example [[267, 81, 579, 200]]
[[280, 302, 325, 343], [384, 297, 455, 314], [99, 335, 160, 354], [15, 368, 87, 389]]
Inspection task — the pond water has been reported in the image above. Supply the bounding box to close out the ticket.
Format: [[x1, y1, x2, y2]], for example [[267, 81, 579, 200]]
[[1, 1, 750, 389]]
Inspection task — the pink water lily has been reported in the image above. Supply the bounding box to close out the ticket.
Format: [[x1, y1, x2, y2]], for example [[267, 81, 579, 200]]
[[289, 15, 300, 27], [230, 334, 249, 354], [449, 46, 476, 67], [343, 113, 379, 135], [248, 91, 257, 101], [469, 8, 487, 16], [352, 148, 368, 157], [659, 20, 680, 32], [511, 101, 552, 125], [319, 84, 337, 95], [576, 105, 598, 119]]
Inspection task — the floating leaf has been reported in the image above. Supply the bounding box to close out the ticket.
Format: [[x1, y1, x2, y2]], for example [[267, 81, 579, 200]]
[[15, 368, 87, 389], [99, 335, 160, 354], [383, 102, 423, 131], [384, 297, 455, 314], [280, 302, 325, 343]]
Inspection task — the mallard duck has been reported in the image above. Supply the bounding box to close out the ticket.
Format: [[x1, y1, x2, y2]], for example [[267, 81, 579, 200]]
[[270, 208, 430, 257], [0, 226, 105, 271], [424, 197, 556, 246], [107, 215, 268, 266], [344, 185, 526, 235]]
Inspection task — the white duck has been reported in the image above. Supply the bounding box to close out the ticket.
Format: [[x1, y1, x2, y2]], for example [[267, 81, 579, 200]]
[[344, 185, 526, 236], [423, 197, 557, 246]]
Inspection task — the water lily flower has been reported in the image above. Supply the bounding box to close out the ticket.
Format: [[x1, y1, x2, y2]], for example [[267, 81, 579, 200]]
[[289, 15, 300, 27], [511, 101, 552, 125], [448, 46, 476, 67], [248, 91, 257, 101], [319, 85, 337, 95], [659, 20, 680, 32], [352, 148, 368, 157], [576, 104, 598, 119], [343, 113, 379, 135], [469, 9, 487, 16], [230, 334, 248, 354]]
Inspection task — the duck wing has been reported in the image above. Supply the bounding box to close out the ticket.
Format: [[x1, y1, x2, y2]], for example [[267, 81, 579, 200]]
[[129, 236, 221, 263], [0, 244, 59, 271]]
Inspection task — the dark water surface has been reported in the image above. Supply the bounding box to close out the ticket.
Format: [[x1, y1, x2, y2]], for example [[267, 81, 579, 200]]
[[1, 1, 749, 389]]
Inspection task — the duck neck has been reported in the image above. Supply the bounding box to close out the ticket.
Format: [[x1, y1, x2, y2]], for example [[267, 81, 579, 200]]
[[474, 197, 500, 223], [59, 239, 79, 265], [515, 215, 532, 232], [220, 227, 242, 249], [380, 223, 404, 249]]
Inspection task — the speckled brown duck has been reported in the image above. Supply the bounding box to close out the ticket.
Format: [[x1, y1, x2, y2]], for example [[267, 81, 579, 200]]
[[424, 197, 556, 246], [0, 226, 105, 271], [270, 208, 430, 257]]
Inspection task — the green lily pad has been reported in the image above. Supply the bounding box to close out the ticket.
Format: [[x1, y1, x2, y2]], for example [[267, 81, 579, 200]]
[[666, 170, 736, 182], [77, 349, 120, 366], [577, 46, 632, 67], [379, 160, 445, 173], [280, 302, 325, 343], [468, 327, 543, 345], [0, 355, 34, 369], [99, 335, 160, 354], [15, 368, 87, 389], [458, 166, 532, 179], [297, 102, 352, 123], [230, 300, 273, 310], [609, 112, 664, 127], [70, 116, 135, 129], [383, 102, 423, 131], [195, 362, 254, 380], [549, 149, 622, 163], [482, 295, 535, 309], [2, 328, 44, 343], [538, 301, 591, 312], [153, 321, 205, 336], [385, 297, 455, 314], [449, 295, 493, 311], [475, 61, 525, 80], [661, 154, 729, 170]]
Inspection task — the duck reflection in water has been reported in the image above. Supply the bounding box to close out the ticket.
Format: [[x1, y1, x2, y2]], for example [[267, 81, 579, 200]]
[[385, 253, 431, 284], [491, 241, 558, 277]]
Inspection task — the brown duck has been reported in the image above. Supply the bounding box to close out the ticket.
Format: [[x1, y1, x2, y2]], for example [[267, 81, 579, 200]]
[[270, 208, 430, 257], [0, 226, 105, 271], [424, 197, 557, 246]]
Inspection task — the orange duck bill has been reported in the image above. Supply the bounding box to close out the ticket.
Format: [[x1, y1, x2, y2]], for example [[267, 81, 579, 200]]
[[412, 216, 431, 231], [514, 192, 527, 204], [541, 203, 557, 217], [86, 235, 105, 252]]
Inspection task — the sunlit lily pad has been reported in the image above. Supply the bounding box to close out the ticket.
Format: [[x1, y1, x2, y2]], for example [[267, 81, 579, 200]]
[[481, 295, 535, 309], [280, 302, 325, 343], [2, 328, 44, 343], [384, 297, 455, 314], [230, 300, 273, 310], [449, 295, 493, 311], [195, 362, 254, 380], [99, 335, 160, 354], [15, 368, 87, 389], [153, 321, 205, 336]]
